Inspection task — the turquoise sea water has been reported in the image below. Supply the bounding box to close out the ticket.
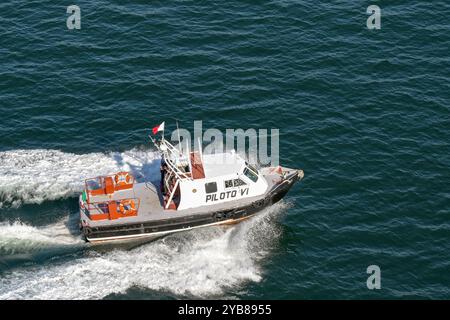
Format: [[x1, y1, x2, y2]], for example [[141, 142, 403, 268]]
[[0, 1, 449, 299]]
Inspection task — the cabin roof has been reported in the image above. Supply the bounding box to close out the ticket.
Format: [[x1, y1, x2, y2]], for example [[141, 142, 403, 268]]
[[201, 152, 246, 179]]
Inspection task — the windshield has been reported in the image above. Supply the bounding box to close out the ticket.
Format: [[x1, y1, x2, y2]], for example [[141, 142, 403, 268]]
[[243, 167, 259, 183]]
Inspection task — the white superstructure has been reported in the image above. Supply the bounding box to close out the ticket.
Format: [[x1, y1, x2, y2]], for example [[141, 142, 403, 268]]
[[153, 136, 268, 211]]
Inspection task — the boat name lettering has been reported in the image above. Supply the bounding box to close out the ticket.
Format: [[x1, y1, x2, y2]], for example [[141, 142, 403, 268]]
[[206, 188, 249, 202]]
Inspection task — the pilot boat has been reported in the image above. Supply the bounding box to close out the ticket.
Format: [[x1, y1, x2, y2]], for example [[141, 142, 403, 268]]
[[79, 128, 304, 243]]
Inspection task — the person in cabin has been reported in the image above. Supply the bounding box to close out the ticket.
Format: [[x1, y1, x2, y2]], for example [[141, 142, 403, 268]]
[[160, 160, 168, 192]]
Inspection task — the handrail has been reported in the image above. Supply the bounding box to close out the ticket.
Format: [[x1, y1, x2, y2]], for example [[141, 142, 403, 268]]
[[164, 156, 191, 180], [165, 179, 180, 209], [150, 133, 192, 181]]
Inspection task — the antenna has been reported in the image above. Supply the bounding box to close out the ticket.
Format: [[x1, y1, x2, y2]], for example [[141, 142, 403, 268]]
[[176, 119, 182, 156], [186, 138, 192, 174], [148, 135, 159, 151], [198, 137, 203, 162], [162, 122, 165, 142]]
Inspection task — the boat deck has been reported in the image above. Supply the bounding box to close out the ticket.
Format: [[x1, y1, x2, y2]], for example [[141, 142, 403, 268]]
[[83, 181, 265, 228], [81, 168, 297, 228]]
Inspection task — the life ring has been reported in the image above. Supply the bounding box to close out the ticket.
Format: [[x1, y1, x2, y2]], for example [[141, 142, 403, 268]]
[[119, 199, 136, 215], [114, 172, 131, 186]]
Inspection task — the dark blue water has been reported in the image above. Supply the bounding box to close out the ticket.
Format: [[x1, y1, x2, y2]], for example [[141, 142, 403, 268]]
[[0, 1, 449, 299]]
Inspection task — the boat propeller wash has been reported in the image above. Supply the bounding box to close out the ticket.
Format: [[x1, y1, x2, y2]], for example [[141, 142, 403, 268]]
[[78, 125, 304, 243]]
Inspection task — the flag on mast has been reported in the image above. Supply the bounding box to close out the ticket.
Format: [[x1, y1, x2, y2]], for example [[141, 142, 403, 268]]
[[152, 121, 165, 135]]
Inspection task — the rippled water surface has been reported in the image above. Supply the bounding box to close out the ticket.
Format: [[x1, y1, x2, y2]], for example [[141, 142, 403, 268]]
[[0, 1, 449, 299]]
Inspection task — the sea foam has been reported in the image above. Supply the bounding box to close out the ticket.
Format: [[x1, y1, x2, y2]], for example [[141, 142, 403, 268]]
[[0, 148, 160, 208], [0, 201, 290, 299], [0, 217, 85, 255], [0, 148, 290, 299]]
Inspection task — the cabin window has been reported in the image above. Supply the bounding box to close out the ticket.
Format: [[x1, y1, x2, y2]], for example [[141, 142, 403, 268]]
[[233, 179, 247, 187], [225, 179, 247, 188], [205, 182, 217, 194], [248, 164, 258, 172], [243, 167, 259, 183], [224, 180, 233, 188]]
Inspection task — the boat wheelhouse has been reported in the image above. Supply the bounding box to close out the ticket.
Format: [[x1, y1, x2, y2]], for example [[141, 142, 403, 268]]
[[156, 138, 268, 211]]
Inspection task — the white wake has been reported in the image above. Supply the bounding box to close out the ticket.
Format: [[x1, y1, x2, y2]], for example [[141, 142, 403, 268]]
[[0, 217, 85, 255], [0, 148, 160, 208], [0, 201, 291, 299]]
